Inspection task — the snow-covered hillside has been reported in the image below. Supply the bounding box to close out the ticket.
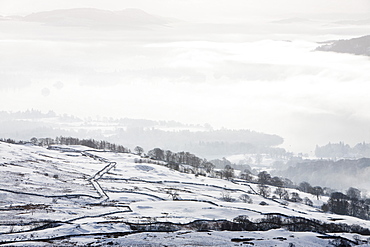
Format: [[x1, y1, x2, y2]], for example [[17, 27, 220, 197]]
[[1, 141, 370, 246]]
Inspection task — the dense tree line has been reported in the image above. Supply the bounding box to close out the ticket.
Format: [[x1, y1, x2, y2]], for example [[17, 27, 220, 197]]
[[130, 214, 370, 241], [252, 170, 370, 220], [46, 136, 130, 153], [0, 136, 131, 153], [0, 138, 24, 144], [146, 147, 215, 174], [0, 109, 56, 119], [256, 171, 294, 188], [322, 188, 370, 220], [315, 141, 370, 159]]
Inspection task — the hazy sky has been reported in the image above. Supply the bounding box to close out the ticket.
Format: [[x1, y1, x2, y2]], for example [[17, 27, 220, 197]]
[[1, 0, 370, 21], [0, 0, 370, 154]]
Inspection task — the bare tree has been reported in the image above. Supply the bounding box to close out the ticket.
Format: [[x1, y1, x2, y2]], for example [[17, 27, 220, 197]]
[[221, 191, 235, 202], [298, 181, 312, 193], [274, 187, 288, 199], [30, 137, 38, 145], [240, 169, 253, 182], [239, 194, 253, 203], [312, 186, 324, 200], [257, 171, 271, 185], [258, 184, 270, 198], [203, 161, 215, 173], [222, 165, 234, 180], [134, 146, 144, 155], [148, 148, 164, 160], [346, 187, 361, 200], [166, 188, 180, 200], [303, 197, 313, 206], [290, 192, 302, 203]]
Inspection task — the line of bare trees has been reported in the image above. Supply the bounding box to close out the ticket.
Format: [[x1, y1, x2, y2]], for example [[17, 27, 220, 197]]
[[32, 136, 130, 153], [145, 147, 215, 174]]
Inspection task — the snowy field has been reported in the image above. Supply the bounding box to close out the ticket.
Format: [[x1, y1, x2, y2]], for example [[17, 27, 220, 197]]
[[1, 141, 370, 246]]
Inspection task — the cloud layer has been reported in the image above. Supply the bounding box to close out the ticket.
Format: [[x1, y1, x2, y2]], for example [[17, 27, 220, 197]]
[[0, 8, 369, 153]]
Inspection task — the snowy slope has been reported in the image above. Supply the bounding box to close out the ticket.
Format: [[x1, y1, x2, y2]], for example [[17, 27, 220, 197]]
[[1, 142, 370, 246]]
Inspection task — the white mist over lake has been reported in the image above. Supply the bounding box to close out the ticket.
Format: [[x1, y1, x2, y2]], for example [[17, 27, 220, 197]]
[[0, 0, 369, 154]]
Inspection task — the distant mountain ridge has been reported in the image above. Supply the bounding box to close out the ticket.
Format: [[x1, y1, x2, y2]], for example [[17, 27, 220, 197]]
[[316, 35, 370, 56], [0, 110, 285, 158], [18, 8, 173, 27]]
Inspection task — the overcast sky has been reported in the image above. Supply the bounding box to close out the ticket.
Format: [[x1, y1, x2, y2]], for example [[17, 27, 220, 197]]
[[0, 1, 370, 154], [1, 0, 370, 21]]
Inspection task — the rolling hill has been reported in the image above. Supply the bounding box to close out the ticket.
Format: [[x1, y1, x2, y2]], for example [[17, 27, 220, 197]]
[[1, 141, 370, 246], [316, 35, 370, 56]]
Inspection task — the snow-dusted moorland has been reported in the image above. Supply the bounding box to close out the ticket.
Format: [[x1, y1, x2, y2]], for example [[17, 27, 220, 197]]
[[1, 141, 370, 246]]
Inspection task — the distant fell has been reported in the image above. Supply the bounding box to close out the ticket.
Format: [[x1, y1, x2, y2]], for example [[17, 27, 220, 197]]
[[316, 35, 370, 56], [21, 8, 172, 27]]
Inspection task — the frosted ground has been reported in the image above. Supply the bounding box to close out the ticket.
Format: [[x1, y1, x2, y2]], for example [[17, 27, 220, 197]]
[[1, 142, 370, 246]]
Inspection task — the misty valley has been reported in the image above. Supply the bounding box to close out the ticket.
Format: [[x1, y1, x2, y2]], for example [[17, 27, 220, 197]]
[[1, 2, 370, 246], [1, 110, 370, 246]]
